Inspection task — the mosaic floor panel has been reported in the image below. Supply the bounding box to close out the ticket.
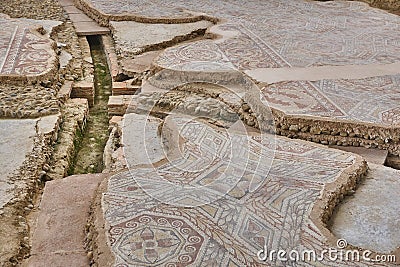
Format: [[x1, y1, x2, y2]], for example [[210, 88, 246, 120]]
[[0, 13, 58, 79], [101, 115, 377, 267], [78, 0, 400, 265]]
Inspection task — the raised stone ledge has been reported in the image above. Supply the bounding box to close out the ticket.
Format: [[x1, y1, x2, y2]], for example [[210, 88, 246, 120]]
[[310, 156, 369, 249], [74, 0, 218, 27], [271, 109, 400, 156]]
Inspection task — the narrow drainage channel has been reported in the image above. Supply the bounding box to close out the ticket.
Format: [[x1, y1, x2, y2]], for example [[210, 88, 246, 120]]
[[69, 35, 112, 174]]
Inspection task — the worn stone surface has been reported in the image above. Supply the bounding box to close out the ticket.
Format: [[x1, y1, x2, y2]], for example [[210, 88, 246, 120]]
[[150, 9, 400, 154], [331, 164, 400, 253], [25, 173, 107, 267], [0, 83, 60, 118], [329, 146, 388, 165], [0, 114, 60, 265], [122, 113, 165, 167], [110, 20, 212, 57], [0, 115, 59, 210], [101, 114, 376, 266], [74, 21, 110, 36], [72, 81, 95, 106], [0, 120, 35, 209], [261, 76, 400, 126], [120, 50, 161, 77], [78, 0, 400, 69], [58, 0, 109, 36]]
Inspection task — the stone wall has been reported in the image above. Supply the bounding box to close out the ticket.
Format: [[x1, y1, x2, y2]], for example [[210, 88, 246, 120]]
[[319, 0, 400, 14]]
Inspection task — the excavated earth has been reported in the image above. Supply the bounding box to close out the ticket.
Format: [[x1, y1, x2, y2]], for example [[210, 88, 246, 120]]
[[0, 0, 399, 267]]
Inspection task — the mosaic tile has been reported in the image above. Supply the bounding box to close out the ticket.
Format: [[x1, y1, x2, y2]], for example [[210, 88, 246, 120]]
[[103, 115, 367, 266], [0, 14, 58, 80]]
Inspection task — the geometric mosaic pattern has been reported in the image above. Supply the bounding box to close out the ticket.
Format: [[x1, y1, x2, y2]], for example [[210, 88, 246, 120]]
[[103, 115, 371, 266], [82, 0, 400, 126], [81, 0, 400, 67], [0, 13, 56, 78]]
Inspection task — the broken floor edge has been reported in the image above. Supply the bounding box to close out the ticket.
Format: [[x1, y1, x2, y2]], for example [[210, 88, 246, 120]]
[[311, 156, 400, 259]]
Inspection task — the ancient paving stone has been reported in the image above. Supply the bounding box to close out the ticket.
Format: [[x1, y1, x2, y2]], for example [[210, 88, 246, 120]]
[[331, 164, 400, 253], [100, 114, 378, 266], [26, 173, 107, 267], [73, 21, 110, 36], [0, 13, 61, 82], [329, 146, 388, 165], [110, 20, 213, 57], [0, 115, 59, 209], [58, 0, 109, 36]]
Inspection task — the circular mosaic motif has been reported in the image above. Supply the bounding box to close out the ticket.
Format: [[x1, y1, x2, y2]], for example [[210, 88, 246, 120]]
[[110, 213, 205, 266]]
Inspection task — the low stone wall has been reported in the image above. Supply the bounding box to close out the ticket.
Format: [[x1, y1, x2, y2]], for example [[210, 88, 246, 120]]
[[47, 98, 89, 180], [358, 0, 400, 13], [239, 102, 400, 156], [0, 114, 61, 265]]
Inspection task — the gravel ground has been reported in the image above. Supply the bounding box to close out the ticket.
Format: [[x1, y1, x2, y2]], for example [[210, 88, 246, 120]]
[[0, 0, 65, 21]]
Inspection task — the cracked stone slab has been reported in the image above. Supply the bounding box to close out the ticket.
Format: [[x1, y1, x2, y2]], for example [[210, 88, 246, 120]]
[[0, 13, 61, 83], [110, 20, 213, 57], [330, 164, 400, 253], [0, 114, 60, 210]]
